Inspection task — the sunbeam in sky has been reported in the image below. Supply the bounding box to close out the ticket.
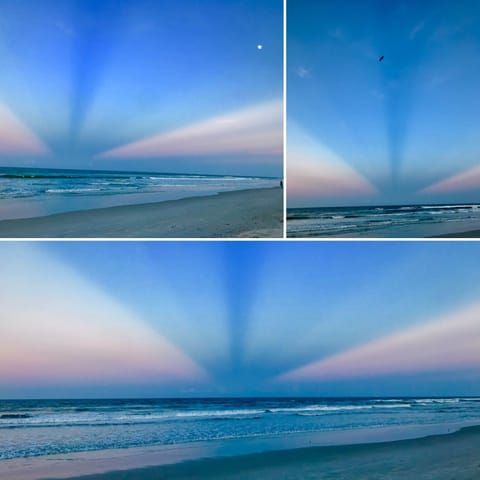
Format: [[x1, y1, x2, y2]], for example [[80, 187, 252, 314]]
[[0, 0, 283, 177], [2, 241, 480, 398], [288, 0, 480, 206]]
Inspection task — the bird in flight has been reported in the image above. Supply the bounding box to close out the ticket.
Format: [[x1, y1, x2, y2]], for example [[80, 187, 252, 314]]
[[379, 55, 385, 62]]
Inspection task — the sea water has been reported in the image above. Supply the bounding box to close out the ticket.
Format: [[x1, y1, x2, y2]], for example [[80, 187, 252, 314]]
[[1, 397, 479, 460]]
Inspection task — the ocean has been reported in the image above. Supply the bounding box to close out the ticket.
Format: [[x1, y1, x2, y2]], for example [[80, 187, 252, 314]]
[[287, 204, 480, 237], [1, 397, 479, 461], [0, 167, 279, 221]]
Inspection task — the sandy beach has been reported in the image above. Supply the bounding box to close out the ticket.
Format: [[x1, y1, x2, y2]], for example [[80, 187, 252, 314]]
[[56, 425, 480, 480], [0, 187, 282, 238], [433, 229, 480, 238]]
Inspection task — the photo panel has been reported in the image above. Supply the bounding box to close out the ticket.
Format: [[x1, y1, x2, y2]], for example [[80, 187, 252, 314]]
[[1, 240, 480, 478], [287, 0, 480, 238], [0, 0, 283, 238]]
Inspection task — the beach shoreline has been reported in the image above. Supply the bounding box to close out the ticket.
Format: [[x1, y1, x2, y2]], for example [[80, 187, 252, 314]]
[[287, 204, 480, 238], [0, 187, 283, 238], [1, 423, 478, 480], [101, 424, 479, 480], [0, 425, 480, 480]]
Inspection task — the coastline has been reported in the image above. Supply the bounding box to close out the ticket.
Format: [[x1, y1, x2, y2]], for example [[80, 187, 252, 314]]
[[0, 187, 282, 238], [287, 204, 480, 238], [1, 423, 478, 480]]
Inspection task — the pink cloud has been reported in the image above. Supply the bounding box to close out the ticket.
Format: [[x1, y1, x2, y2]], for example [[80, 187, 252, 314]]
[[278, 303, 480, 382], [287, 128, 377, 201], [420, 165, 480, 194], [99, 100, 283, 159], [0, 245, 207, 384], [0, 103, 49, 156]]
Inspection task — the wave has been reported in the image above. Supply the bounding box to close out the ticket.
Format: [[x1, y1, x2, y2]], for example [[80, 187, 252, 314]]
[[45, 188, 103, 194], [0, 173, 129, 180], [208, 415, 263, 422], [272, 405, 373, 413], [0, 414, 265, 430], [1, 398, 473, 430], [170, 409, 265, 418], [0, 420, 162, 430], [412, 398, 461, 405], [422, 205, 479, 210], [0, 413, 31, 419], [0, 172, 273, 181]]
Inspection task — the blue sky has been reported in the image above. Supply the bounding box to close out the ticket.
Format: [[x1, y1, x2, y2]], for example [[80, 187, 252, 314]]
[[1, 241, 480, 398], [0, 0, 283, 177], [288, 0, 480, 206]]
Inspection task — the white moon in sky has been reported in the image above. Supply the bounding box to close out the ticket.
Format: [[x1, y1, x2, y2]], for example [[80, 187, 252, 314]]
[[257, 44, 263, 50]]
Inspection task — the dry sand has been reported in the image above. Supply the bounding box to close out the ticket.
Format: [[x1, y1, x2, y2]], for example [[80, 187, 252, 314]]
[[0, 188, 283, 238], [54, 425, 480, 480]]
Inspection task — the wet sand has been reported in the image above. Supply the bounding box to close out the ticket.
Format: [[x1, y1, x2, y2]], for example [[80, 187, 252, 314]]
[[433, 229, 480, 238], [0, 188, 283, 238], [54, 425, 480, 480]]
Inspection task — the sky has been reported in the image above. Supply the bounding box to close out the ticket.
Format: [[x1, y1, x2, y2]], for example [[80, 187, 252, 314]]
[[288, 0, 480, 206], [0, 0, 283, 177], [1, 241, 480, 398]]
